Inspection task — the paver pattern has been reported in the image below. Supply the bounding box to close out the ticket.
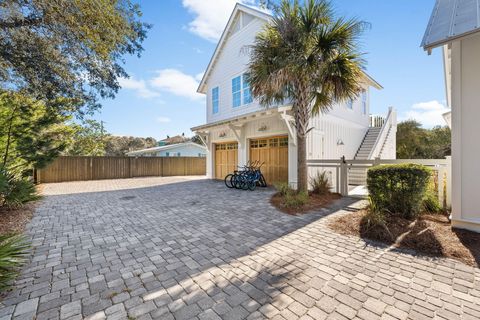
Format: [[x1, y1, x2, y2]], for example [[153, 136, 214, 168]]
[[0, 177, 479, 320]]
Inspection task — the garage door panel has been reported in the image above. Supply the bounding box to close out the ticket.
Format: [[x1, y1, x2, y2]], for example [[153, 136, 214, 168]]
[[250, 136, 288, 185], [215, 142, 238, 179]]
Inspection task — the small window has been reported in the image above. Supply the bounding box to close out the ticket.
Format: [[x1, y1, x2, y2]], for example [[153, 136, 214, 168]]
[[243, 73, 253, 104], [258, 139, 268, 148], [279, 137, 288, 147], [212, 87, 219, 114], [232, 76, 241, 107], [177, 152, 181, 157], [347, 99, 353, 109], [165, 152, 170, 157], [362, 90, 367, 115]]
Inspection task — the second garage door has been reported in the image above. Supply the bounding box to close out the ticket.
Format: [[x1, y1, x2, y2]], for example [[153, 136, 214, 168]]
[[249, 136, 288, 185], [214, 142, 238, 180]]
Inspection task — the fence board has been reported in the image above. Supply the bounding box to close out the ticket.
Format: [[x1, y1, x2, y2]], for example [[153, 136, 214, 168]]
[[37, 156, 206, 183]]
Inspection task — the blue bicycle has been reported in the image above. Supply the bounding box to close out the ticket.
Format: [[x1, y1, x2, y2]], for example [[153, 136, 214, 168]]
[[224, 161, 267, 191]]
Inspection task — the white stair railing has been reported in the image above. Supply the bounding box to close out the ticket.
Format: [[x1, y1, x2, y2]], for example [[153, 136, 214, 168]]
[[368, 107, 396, 159]]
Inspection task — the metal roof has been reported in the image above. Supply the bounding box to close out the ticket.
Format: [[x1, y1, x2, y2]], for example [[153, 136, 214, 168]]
[[422, 0, 480, 50]]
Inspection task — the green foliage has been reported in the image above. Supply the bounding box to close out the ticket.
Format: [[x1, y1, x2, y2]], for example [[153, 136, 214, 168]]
[[0, 169, 38, 208], [65, 120, 107, 156], [0, 91, 75, 174], [248, 0, 367, 192], [367, 164, 432, 219], [0, 0, 150, 115], [423, 182, 442, 213], [0, 234, 30, 293], [310, 171, 331, 195], [274, 182, 292, 197], [284, 191, 309, 209], [363, 197, 387, 229], [274, 182, 309, 208], [105, 136, 157, 156], [397, 120, 451, 159]]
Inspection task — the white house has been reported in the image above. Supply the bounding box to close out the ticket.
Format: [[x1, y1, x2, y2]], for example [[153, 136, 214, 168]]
[[422, 0, 480, 232], [192, 3, 396, 187], [126, 142, 207, 158]]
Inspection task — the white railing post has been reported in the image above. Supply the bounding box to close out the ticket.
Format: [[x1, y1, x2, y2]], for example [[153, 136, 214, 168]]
[[445, 156, 452, 208], [340, 156, 348, 196]]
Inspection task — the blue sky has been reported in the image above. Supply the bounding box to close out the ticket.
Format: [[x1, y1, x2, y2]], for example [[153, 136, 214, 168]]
[[95, 0, 446, 140]]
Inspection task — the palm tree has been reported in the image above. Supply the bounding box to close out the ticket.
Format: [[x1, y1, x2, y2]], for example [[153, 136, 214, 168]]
[[248, 0, 367, 193]]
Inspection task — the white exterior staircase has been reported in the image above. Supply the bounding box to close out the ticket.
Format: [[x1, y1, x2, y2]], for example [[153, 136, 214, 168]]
[[349, 108, 397, 185]]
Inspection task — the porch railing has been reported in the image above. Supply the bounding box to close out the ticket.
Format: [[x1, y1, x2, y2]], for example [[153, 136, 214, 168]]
[[307, 157, 452, 209]]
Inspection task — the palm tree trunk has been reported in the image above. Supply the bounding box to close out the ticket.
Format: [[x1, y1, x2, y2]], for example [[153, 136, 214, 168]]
[[297, 133, 308, 193], [294, 80, 310, 193]]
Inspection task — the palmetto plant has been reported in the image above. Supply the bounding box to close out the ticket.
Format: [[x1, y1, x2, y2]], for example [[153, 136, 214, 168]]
[[248, 0, 367, 192], [0, 234, 29, 292]]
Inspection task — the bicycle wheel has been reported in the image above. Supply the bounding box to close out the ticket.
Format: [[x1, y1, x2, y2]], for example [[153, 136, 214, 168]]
[[248, 180, 256, 191], [233, 175, 242, 189], [224, 174, 234, 188], [259, 174, 267, 187]]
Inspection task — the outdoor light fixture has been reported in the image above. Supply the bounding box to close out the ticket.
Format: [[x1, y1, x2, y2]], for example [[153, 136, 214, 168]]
[[219, 132, 226, 138], [337, 139, 344, 146], [258, 124, 267, 131]]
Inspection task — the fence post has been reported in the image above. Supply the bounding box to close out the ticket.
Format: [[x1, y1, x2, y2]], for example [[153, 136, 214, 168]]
[[340, 156, 348, 196]]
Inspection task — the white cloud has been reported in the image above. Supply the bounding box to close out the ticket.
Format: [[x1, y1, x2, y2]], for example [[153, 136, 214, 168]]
[[400, 100, 450, 128], [182, 0, 256, 42], [156, 117, 171, 123], [195, 72, 205, 81], [118, 76, 160, 99], [150, 69, 204, 101]]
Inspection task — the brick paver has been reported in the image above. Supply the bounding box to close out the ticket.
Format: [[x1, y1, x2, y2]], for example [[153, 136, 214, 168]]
[[0, 177, 479, 319]]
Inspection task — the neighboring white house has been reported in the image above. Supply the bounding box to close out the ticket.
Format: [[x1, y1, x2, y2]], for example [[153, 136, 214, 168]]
[[126, 142, 207, 158], [191, 3, 396, 187], [422, 0, 480, 232]]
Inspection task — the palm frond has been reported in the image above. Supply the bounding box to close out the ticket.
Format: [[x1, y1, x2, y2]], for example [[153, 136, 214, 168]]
[[0, 234, 30, 292]]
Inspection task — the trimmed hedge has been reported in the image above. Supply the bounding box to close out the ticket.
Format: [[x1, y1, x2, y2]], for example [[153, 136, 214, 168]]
[[367, 163, 431, 219]]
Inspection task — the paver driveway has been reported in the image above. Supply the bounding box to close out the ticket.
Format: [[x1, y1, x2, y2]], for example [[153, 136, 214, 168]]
[[0, 177, 479, 320]]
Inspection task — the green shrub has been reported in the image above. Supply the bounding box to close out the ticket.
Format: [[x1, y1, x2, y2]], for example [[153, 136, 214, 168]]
[[274, 182, 292, 197], [367, 163, 431, 219], [310, 171, 331, 195], [0, 169, 39, 208], [423, 185, 442, 213], [284, 191, 309, 208], [0, 234, 30, 293]]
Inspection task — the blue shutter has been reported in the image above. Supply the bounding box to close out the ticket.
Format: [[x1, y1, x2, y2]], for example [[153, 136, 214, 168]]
[[212, 87, 219, 114]]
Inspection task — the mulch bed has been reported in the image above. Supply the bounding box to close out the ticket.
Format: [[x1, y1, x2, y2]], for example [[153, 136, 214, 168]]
[[328, 210, 480, 267], [271, 192, 341, 215], [0, 203, 37, 236]]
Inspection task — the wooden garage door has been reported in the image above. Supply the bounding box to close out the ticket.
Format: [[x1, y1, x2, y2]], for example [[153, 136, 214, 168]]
[[214, 142, 238, 179], [250, 136, 288, 185]]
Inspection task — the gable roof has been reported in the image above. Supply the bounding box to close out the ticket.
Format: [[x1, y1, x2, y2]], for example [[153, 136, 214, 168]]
[[422, 0, 480, 51], [197, 3, 382, 94], [125, 142, 206, 156], [197, 3, 271, 94]]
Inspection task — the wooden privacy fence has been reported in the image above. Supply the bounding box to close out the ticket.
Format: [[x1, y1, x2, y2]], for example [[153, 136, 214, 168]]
[[36, 156, 206, 183]]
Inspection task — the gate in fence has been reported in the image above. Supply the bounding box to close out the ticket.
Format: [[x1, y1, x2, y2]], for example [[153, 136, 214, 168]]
[[307, 157, 452, 208]]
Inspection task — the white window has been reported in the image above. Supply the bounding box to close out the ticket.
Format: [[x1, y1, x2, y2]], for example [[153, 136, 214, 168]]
[[243, 73, 253, 104], [347, 99, 353, 109], [232, 76, 241, 107]]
